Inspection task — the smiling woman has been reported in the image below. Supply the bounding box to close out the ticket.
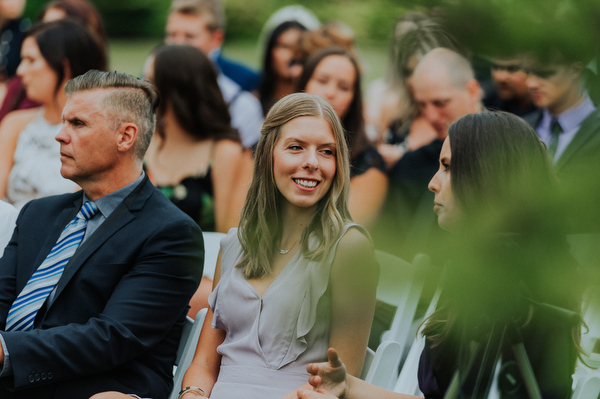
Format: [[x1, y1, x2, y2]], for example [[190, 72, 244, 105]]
[[176, 93, 378, 399], [0, 19, 106, 208], [273, 116, 337, 212]]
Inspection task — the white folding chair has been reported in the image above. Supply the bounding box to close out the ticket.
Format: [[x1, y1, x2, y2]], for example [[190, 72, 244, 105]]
[[393, 287, 441, 396], [361, 340, 402, 389], [201, 231, 226, 280], [169, 308, 208, 399], [572, 372, 600, 399], [375, 251, 430, 367]]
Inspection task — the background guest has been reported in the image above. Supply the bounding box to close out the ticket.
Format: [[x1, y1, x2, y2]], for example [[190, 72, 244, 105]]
[[0, 19, 106, 208], [257, 5, 319, 116], [143, 44, 253, 314], [166, 0, 264, 149], [297, 47, 388, 228]]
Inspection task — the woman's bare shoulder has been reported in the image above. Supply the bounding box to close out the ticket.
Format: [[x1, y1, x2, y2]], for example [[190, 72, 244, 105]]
[[0, 108, 39, 137]]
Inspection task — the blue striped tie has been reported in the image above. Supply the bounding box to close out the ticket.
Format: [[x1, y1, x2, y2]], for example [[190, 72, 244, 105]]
[[5, 201, 98, 332]]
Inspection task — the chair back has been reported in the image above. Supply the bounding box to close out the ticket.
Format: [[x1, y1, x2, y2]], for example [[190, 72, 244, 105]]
[[361, 340, 402, 389], [202, 231, 226, 279], [169, 308, 208, 399], [375, 251, 429, 363]]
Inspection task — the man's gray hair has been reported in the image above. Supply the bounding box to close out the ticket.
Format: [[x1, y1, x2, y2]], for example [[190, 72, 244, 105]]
[[65, 70, 160, 160]]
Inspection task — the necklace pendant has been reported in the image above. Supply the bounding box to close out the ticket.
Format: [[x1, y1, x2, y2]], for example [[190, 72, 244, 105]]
[[279, 249, 291, 255]]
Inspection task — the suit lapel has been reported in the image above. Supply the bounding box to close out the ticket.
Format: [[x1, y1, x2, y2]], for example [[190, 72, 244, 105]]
[[49, 177, 153, 307], [555, 110, 600, 172]]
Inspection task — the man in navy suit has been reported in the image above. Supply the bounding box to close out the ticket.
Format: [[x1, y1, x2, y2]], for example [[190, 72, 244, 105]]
[[0, 70, 204, 398], [523, 50, 600, 231]]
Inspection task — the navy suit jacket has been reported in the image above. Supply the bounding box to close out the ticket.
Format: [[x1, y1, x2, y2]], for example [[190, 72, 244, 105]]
[[215, 53, 260, 93], [0, 175, 204, 399], [526, 109, 600, 231]]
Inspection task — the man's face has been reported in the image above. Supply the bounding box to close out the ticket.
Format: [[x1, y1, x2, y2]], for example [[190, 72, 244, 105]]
[[412, 74, 479, 138], [56, 89, 120, 186], [490, 58, 530, 102], [165, 11, 219, 55], [525, 63, 577, 115]]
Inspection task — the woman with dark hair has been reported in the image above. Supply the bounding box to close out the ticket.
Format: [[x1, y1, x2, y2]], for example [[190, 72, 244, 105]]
[[297, 111, 582, 399], [0, 0, 109, 123], [143, 44, 251, 234], [297, 47, 388, 227], [0, 19, 106, 208], [259, 20, 308, 116]]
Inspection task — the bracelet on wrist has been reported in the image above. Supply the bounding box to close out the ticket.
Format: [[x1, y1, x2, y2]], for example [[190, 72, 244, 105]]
[[177, 386, 206, 398]]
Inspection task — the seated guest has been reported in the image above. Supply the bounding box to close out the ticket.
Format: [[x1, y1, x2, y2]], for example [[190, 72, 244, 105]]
[[257, 5, 319, 116], [298, 111, 582, 399], [0, 0, 108, 123], [0, 20, 106, 208], [143, 45, 251, 234], [523, 49, 600, 231], [369, 16, 462, 168], [0, 0, 27, 80], [0, 199, 17, 253], [483, 56, 537, 117], [166, 0, 264, 149], [371, 48, 482, 261], [90, 94, 378, 399], [297, 47, 388, 228], [143, 44, 253, 315], [0, 70, 203, 398]]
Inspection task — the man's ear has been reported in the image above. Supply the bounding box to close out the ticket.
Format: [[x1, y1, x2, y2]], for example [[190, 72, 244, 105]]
[[117, 123, 138, 153], [210, 28, 224, 49], [568, 62, 584, 80], [466, 78, 482, 103]]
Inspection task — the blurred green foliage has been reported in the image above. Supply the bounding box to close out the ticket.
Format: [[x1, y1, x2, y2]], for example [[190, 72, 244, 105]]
[[21, 0, 599, 62], [22, 0, 413, 43]]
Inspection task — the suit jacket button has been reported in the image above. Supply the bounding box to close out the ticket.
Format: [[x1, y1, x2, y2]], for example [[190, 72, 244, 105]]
[[35, 373, 41, 381], [41, 372, 47, 380], [47, 372, 54, 380], [28, 375, 34, 383]]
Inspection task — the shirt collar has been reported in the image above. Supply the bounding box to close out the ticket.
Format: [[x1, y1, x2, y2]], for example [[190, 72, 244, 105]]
[[541, 94, 596, 133], [83, 172, 145, 219]]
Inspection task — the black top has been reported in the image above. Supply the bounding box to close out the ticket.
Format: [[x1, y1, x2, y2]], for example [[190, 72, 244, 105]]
[[157, 171, 215, 232], [350, 144, 386, 178]]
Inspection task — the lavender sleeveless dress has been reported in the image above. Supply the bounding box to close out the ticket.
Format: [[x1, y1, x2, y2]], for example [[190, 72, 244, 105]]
[[208, 223, 365, 398]]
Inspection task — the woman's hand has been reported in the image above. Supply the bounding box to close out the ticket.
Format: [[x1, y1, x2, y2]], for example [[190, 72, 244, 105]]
[[306, 348, 348, 398]]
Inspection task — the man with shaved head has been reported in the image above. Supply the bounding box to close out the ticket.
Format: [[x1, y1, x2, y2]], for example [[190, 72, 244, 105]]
[[411, 47, 482, 138], [372, 48, 482, 259]]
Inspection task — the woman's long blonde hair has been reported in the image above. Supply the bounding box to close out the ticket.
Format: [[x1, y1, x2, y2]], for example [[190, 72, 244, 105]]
[[237, 93, 352, 279]]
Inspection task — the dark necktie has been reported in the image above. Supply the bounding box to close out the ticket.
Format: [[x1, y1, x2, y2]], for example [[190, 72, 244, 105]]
[[548, 119, 563, 158]]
